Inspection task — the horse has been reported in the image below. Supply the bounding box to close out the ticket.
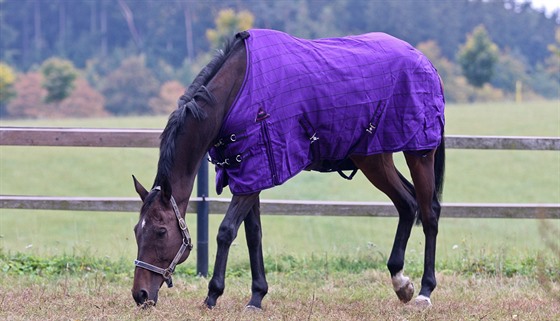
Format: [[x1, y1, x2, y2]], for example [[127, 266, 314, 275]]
[[131, 29, 445, 309]]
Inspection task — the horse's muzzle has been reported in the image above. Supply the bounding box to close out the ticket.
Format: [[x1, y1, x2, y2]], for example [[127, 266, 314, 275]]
[[132, 288, 158, 307]]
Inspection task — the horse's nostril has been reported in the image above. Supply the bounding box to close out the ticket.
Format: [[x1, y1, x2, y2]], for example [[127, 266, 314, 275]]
[[133, 289, 149, 305]]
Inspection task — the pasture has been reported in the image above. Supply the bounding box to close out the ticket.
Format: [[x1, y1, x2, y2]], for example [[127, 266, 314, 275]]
[[1, 101, 559, 320]]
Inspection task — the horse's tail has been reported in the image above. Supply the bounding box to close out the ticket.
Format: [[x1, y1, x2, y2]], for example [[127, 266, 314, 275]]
[[434, 135, 445, 201]]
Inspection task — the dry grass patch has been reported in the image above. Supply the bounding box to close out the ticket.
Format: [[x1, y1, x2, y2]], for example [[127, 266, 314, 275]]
[[1, 271, 558, 320]]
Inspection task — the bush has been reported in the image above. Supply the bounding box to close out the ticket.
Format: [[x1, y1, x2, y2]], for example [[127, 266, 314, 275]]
[[149, 80, 185, 114], [101, 55, 159, 115], [6, 72, 107, 118], [40, 57, 78, 103]]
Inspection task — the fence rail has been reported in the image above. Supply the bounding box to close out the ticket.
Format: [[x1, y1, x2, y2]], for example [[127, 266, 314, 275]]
[[1, 127, 559, 220], [2, 126, 559, 276], [2, 127, 559, 150], [1, 196, 558, 219]]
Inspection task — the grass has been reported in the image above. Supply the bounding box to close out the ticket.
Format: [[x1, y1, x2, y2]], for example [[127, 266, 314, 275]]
[[0, 270, 558, 320], [0, 101, 559, 319]]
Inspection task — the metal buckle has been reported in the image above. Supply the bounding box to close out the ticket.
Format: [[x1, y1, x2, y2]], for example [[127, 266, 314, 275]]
[[162, 268, 173, 280], [178, 217, 187, 231]]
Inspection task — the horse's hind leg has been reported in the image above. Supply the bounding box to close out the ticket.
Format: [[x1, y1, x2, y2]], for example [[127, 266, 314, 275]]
[[404, 150, 441, 307], [351, 154, 418, 303], [243, 198, 268, 309]]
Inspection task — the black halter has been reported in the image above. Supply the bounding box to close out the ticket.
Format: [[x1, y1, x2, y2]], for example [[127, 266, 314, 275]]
[[134, 187, 193, 288]]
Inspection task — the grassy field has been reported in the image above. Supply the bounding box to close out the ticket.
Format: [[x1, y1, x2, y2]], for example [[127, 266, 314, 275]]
[[1, 271, 558, 320], [0, 101, 559, 320]]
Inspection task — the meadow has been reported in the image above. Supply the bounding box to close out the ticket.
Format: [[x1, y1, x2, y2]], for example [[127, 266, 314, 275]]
[[0, 101, 559, 320]]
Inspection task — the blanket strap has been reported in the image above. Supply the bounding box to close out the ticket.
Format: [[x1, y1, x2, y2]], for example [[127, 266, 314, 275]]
[[337, 168, 358, 180]]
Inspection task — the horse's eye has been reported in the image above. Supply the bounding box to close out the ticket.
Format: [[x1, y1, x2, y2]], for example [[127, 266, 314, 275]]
[[156, 227, 167, 237]]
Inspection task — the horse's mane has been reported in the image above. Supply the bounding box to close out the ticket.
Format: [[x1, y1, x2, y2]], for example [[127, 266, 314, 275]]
[[154, 33, 245, 190]]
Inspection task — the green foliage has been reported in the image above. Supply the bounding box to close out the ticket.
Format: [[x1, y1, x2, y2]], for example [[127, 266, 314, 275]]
[[547, 26, 560, 57], [206, 9, 254, 49], [0, 62, 16, 102], [40, 57, 78, 103], [101, 55, 159, 115], [490, 51, 529, 92], [0, 250, 131, 280], [457, 25, 500, 88], [1, 249, 554, 280], [0, 1, 557, 116], [0, 62, 17, 116], [0, 0, 556, 73]]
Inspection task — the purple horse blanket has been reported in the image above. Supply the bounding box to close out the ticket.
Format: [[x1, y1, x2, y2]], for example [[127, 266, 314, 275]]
[[209, 29, 445, 195]]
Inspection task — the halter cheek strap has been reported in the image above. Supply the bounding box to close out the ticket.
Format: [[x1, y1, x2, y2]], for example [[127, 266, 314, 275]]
[[134, 188, 193, 288]]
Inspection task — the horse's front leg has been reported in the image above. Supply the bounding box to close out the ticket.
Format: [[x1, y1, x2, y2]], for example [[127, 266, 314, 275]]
[[243, 197, 268, 309], [205, 193, 260, 308]]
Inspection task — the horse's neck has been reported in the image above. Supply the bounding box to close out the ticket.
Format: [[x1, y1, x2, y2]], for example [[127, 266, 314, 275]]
[[169, 45, 247, 212]]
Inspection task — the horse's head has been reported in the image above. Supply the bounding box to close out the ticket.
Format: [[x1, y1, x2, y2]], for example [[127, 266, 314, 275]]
[[131, 176, 193, 307]]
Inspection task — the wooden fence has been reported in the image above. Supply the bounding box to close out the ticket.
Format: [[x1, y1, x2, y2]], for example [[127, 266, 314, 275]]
[[1, 127, 559, 219]]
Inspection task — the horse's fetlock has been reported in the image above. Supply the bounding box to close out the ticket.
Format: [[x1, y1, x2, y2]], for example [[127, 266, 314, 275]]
[[208, 278, 225, 297], [252, 283, 268, 296], [387, 261, 404, 276]]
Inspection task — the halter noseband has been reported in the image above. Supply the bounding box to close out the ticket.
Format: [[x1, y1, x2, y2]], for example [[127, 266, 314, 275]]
[[134, 186, 193, 288]]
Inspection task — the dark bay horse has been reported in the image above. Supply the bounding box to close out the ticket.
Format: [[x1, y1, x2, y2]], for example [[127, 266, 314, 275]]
[[131, 29, 445, 309]]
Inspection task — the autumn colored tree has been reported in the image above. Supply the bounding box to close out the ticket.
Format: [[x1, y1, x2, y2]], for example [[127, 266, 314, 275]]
[[0, 62, 17, 117], [457, 25, 499, 88], [149, 80, 185, 115], [7, 71, 106, 118], [40, 57, 78, 103], [6, 72, 48, 118], [56, 78, 107, 118]]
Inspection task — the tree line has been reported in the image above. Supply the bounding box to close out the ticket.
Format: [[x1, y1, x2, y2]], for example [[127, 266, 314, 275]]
[[0, 0, 558, 118]]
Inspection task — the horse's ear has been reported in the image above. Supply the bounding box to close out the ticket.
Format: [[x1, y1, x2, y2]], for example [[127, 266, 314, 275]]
[[132, 175, 149, 202]]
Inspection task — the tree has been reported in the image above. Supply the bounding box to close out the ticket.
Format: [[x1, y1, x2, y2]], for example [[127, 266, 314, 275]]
[[0, 62, 17, 116], [101, 55, 159, 115], [6, 72, 48, 118], [206, 9, 254, 49], [149, 80, 185, 115], [457, 25, 499, 88], [40, 57, 78, 103], [56, 78, 107, 118]]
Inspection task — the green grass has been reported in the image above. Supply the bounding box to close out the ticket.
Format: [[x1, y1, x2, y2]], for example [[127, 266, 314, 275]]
[[0, 101, 559, 270], [0, 101, 559, 320]]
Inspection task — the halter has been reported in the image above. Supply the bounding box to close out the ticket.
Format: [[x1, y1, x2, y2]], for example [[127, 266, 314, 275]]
[[134, 186, 193, 288]]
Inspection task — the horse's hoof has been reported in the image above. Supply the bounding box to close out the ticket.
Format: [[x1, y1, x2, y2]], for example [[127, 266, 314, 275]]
[[392, 271, 414, 303], [204, 297, 216, 309], [414, 295, 432, 308], [395, 280, 415, 303], [245, 304, 263, 312]]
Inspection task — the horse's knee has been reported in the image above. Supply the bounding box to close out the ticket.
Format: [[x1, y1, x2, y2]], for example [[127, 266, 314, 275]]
[[216, 223, 237, 246]]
